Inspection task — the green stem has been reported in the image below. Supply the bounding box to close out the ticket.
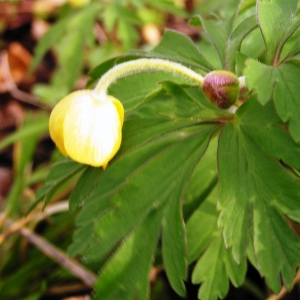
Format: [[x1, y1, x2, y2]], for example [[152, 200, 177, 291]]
[[94, 58, 247, 101], [94, 58, 205, 100]]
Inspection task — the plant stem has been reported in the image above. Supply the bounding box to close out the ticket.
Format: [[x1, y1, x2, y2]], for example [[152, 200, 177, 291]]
[[94, 58, 205, 100]]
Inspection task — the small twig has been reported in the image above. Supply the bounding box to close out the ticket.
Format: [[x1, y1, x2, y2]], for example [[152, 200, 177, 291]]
[[0, 51, 50, 109], [267, 269, 300, 300], [1, 201, 96, 287], [0, 201, 69, 243], [1, 201, 96, 286], [18, 225, 97, 287]]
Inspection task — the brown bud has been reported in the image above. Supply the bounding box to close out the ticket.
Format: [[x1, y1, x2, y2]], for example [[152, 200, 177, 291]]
[[202, 70, 239, 109]]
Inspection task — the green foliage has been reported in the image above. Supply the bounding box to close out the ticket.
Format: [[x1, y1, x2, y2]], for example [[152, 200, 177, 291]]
[[31, 0, 187, 104], [22, 0, 300, 299]]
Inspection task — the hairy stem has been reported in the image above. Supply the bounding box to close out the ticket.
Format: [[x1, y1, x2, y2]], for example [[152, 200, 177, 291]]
[[94, 58, 205, 99]]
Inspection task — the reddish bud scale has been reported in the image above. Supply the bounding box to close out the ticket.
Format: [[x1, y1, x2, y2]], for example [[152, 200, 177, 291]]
[[202, 70, 239, 109]]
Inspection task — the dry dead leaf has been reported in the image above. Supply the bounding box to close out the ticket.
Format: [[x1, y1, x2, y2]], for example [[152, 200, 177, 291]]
[[0, 42, 32, 93]]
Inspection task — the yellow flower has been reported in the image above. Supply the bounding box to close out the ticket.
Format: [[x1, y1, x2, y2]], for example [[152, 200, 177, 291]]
[[49, 90, 124, 168], [69, 0, 90, 7]]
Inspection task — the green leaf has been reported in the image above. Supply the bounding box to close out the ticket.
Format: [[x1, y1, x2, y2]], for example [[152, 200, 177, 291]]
[[102, 3, 118, 32], [144, 0, 187, 17], [236, 96, 300, 170], [55, 30, 85, 90], [133, 30, 214, 72], [81, 124, 217, 261], [4, 114, 49, 214], [218, 122, 300, 292], [194, 14, 235, 69], [192, 233, 247, 300], [73, 123, 218, 299], [94, 207, 163, 300], [192, 12, 257, 71], [257, 0, 300, 64], [30, 4, 100, 73], [109, 72, 199, 111], [186, 187, 219, 263], [183, 137, 218, 221], [29, 18, 69, 73], [74, 116, 217, 298], [244, 59, 300, 142], [117, 20, 139, 51], [160, 82, 223, 119], [0, 115, 48, 151], [226, 14, 257, 71], [32, 159, 85, 212], [192, 0, 240, 16], [69, 167, 103, 213]]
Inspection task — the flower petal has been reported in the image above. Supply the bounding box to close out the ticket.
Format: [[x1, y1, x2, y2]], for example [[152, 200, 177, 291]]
[[63, 92, 124, 167], [49, 91, 87, 156]]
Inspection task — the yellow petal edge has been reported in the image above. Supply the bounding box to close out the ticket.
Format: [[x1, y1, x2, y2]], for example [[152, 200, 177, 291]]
[[49, 90, 124, 168]]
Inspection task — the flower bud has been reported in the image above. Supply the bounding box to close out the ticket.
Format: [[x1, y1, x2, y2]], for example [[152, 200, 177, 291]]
[[202, 70, 239, 109], [49, 90, 124, 168]]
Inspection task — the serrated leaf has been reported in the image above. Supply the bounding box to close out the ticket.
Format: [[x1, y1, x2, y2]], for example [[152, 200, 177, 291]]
[[244, 59, 300, 142], [94, 207, 163, 300], [71, 124, 217, 300], [161, 129, 215, 296], [82, 124, 217, 261], [236, 96, 300, 170], [218, 122, 300, 292], [69, 88, 221, 262], [162, 194, 188, 297], [192, 233, 247, 300], [257, 0, 300, 64]]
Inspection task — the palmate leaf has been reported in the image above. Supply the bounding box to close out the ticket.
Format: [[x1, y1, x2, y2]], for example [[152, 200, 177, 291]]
[[68, 88, 221, 298], [218, 113, 300, 292], [75, 123, 218, 297], [257, 0, 300, 64], [244, 59, 300, 142]]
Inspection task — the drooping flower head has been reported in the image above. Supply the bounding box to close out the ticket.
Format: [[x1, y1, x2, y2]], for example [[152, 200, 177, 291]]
[[49, 90, 124, 168]]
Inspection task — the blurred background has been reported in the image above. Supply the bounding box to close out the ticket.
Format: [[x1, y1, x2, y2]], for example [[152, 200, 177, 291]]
[[0, 0, 293, 299]]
